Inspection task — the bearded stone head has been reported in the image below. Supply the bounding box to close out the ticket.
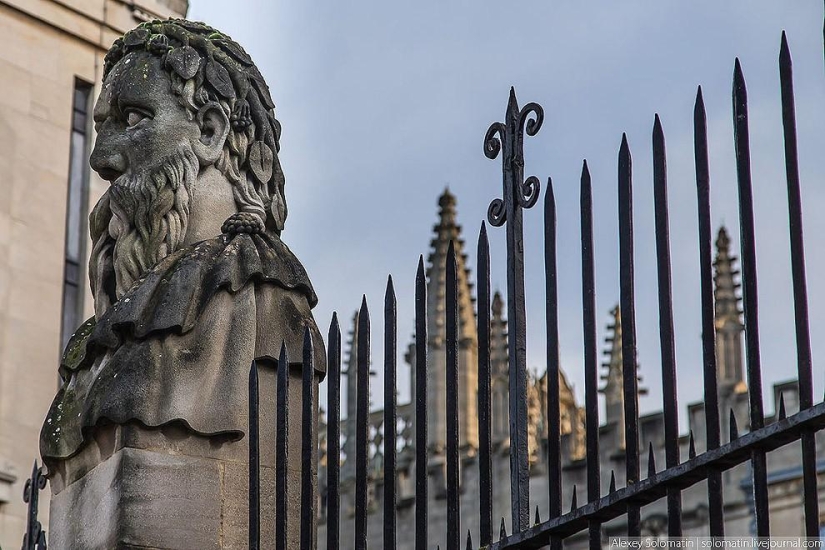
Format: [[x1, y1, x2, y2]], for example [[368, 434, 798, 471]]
[[88, 20, 286, 314]]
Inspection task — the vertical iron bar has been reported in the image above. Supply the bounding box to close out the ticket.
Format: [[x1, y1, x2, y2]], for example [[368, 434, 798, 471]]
[[504, 95, 532, 534], [384, 276, 398, 549], [327, 314, 342, 550], [618, 134, 641, 537], [355, 297, 371, 550], [301, 328, 315, 550], [544, 178, 562, 550], [652, 115, 682, 536], [276, 343, 290, 550], [446, 241, 461, 550], [248, 361, 261, 550], [732, 58, 769, 537], [484, 89, 543, 532], [694, 86, 725, 536], [580, 161, 602, 550], [477, 223, 493, 547], [779, 32, 819, 538], [415, 257, 428, 550]]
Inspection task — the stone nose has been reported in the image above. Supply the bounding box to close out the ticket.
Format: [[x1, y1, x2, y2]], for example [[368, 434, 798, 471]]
[[89, 138, 127, 182]]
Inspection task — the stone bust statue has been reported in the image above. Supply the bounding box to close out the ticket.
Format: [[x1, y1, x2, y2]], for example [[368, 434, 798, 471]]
[[40, 19, 325, 477]]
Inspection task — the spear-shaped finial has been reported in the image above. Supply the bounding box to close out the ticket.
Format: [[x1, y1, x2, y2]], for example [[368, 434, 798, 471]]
[[778, 393, 786, 420], [730, 409, 739, 440], [500, 517, 507, 539], [609, 471, 616, 493], [648, 442, 656, 477], [466, 530, 473, 550], [570, 485, 578, 511], [535, 505, 541, 525]]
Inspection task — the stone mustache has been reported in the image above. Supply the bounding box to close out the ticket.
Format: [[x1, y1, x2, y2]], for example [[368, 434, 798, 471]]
[[39, 19, 325, 549]]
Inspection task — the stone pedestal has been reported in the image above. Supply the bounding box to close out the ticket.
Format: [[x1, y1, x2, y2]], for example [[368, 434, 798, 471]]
[[47, 363, 317, 550]]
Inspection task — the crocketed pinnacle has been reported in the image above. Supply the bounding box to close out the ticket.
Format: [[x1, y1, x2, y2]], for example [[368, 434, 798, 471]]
[[342, 310, 360, 480], [423, 188, 479, 453], [713, 227, 742, 321], [600, 305, 645, 439], [713, 226, 745, 388], [491, 291, 507, 376], [600, 305, 624, 422]]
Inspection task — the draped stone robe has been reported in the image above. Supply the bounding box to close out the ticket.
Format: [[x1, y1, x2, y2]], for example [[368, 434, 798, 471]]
[[41, 229, 326, 469]]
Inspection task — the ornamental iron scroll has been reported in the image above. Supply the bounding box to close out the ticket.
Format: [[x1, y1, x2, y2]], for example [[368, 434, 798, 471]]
[[21, 461, 47, 550], [483, 87, 546, 534]]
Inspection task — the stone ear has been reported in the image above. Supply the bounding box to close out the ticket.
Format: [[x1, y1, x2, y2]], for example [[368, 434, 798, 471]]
[[192, 102, 229, 164]]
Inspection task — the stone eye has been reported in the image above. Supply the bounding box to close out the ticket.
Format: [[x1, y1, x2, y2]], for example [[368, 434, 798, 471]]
[[125, 109, 149, 127]]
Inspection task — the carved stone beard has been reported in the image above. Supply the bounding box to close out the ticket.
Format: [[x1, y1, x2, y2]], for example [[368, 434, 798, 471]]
[[96, 143, 199, 302]]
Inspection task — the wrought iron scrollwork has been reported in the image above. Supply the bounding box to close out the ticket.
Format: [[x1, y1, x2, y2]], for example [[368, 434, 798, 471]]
[[483, 89, 544, 226], [487, 198, 506, 227], [22, 461, 47, 550], [481, 87, 546, 534], [484, 122, 505, 160], [518, 176, 541, 209]]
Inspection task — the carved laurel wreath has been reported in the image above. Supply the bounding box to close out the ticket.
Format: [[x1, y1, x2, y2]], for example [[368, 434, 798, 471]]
[[103, 19, 287, 232]]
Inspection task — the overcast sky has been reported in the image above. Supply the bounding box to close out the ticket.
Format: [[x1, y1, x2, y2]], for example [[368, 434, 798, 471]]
[[189, 1, 824, 430]]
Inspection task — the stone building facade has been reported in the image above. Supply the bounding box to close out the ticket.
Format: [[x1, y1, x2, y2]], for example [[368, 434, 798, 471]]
[[0, 1, 187, 547], [318, 191, 825, 548]]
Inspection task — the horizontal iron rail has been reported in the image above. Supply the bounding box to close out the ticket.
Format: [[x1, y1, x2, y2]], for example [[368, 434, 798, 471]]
[[493, 401, 825, 549]]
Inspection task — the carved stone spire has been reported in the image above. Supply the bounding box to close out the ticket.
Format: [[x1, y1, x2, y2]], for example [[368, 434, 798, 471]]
[[342, 310, 360, 481], [490, 291, 509, 444], [423, 188, 479, 455], [600, 305, 645, 447], [600, 305, 625, 444], [713, 226, 746, 390]]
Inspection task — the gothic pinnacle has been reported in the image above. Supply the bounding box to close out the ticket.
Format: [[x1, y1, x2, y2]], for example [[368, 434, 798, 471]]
[[714, 226, 742, 319]]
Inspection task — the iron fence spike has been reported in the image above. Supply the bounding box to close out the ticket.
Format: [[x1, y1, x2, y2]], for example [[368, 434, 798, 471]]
[[415, 255, 429, 550], [580, 158, 600, 510], [477, 221, 493, 547], [618, 130, 641, 536], [689, 431, 696, 459], [732, 55, 769, 536], [694, 80, 724, 536], [384, 273, 398, 549], [355, 296, 371, 550], [779, 27, 819, 537], [545, 175, 562, 524], [327, 313, 342, 550], [275, 341, 289, 550], [652, 108, 683, 536], [500, 517, 507, 540], [730, 409, 739, 440], [247, 360, 260, 550], [300, 326, 315, 550], [778, 393, 786, 421], [648, 442, 656, 478], [609, 471, 616, 493]]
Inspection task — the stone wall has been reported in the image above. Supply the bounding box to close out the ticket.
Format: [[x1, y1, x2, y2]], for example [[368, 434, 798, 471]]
[[0, 1, 186, 548]]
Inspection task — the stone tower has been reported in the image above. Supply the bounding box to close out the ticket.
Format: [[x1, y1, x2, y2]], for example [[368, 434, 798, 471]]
[[417, 189, 480, 455], [600, 305, 626, 447], [342, 310, 361, 481], [713, 226, 746, 393], [600, 305, 645, 449]]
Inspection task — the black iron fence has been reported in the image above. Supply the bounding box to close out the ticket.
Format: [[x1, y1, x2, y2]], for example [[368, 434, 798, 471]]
[[22, 19, 825, 550]]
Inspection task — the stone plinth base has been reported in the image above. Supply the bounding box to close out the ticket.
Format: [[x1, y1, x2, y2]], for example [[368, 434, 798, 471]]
[[47, 364, 317, 550], [49, 443, 269, 550]]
